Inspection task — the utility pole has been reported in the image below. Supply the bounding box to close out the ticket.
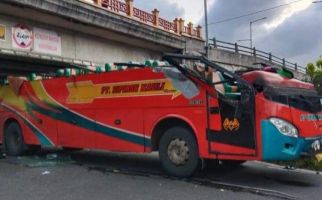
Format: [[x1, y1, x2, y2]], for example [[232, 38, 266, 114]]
[[204, 0, 209, 57], [250, 17, 267, 49]]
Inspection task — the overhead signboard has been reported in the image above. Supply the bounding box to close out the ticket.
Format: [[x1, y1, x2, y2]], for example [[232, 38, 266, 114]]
[[33, 27, 61, 56], [0, 24, 5, 41], [12, 24, 33, 50]]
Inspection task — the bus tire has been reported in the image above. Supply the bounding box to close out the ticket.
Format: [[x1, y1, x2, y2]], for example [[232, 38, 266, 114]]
[[159, 126, 199, 178], [4, 122, 26, 156]]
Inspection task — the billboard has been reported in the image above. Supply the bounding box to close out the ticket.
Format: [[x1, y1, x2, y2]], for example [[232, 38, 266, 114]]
[[33, 27, 61, 56]]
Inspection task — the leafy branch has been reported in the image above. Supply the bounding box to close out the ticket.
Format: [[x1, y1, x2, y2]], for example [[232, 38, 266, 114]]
[[307, 58, 322, 94]]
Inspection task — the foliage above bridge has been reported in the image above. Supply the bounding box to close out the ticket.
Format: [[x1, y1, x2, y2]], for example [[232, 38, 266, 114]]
[[307, 59, 322, 94]]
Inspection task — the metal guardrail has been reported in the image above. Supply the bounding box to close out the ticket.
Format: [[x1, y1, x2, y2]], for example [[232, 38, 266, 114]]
[[210, 38, 306, 74]]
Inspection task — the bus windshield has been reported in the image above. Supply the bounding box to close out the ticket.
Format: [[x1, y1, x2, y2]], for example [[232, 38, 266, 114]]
[[155, 67, 200, 99]]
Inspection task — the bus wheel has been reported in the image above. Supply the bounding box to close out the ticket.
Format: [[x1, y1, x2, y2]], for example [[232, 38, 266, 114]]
[[159, 126, 199, 178], [4, 122, 26, 156]]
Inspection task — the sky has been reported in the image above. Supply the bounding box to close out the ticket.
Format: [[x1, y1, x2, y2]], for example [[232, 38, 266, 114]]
[[135, 0, 322, 67]]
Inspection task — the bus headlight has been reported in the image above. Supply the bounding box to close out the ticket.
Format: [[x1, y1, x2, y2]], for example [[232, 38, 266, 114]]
[[269, 118, 298, 138]]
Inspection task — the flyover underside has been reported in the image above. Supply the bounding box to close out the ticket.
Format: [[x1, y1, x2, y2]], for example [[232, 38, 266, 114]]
[[0, 53, 82, 76]]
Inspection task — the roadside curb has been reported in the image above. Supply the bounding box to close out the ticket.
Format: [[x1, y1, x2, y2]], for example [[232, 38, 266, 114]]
[[253, 161, 321, 175]]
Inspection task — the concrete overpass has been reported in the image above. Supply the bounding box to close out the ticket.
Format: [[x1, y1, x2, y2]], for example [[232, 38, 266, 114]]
[[0, 0, 306, 78], [0, 0, 204, 75]]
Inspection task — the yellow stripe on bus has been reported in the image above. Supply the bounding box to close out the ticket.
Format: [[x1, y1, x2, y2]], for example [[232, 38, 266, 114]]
[[66, 79, 181, 104]]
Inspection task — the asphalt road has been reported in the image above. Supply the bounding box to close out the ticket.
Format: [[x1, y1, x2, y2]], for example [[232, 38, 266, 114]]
[[0, 150, 321, 200]]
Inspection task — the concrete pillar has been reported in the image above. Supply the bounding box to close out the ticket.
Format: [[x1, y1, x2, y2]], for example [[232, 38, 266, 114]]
[[152, 9, 159, 26], [234, 43, 238, 53], [253, 47, 256, 57], [125, 0, 134, 17], [212, 37, 217, 48], [196, 25, 202, 38], [179, 18, 185, 34], [188, 22, 193, 35], [174, 18, 180, 34]]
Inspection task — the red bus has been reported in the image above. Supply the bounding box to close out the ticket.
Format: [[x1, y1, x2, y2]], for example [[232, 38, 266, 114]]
[[0, 54, 321, 177]]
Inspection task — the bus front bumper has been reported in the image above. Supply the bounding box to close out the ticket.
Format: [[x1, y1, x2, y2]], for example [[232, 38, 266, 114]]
[[261, 120, 322, 161]]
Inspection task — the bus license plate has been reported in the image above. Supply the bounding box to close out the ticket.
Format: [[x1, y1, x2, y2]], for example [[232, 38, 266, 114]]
[[316, 153, 322, 162], [312, 140, 322, 162]]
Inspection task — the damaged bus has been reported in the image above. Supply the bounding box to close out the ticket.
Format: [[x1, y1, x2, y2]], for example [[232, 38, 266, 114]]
[[0, 54, 321, 177]]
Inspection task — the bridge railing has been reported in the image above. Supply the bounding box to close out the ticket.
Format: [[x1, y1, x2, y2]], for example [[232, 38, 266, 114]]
[[210, 38, 306, 73], [81, 0, 202, 39]]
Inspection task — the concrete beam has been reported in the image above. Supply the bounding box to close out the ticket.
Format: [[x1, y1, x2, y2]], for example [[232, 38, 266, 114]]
[[208, 48, 270, 68]]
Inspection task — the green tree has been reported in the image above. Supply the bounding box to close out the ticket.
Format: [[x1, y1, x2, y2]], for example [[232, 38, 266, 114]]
[[307, 58, 322, 94]]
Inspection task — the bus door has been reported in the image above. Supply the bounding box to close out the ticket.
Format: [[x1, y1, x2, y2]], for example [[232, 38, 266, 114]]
[[207, 82, 257, 156]]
